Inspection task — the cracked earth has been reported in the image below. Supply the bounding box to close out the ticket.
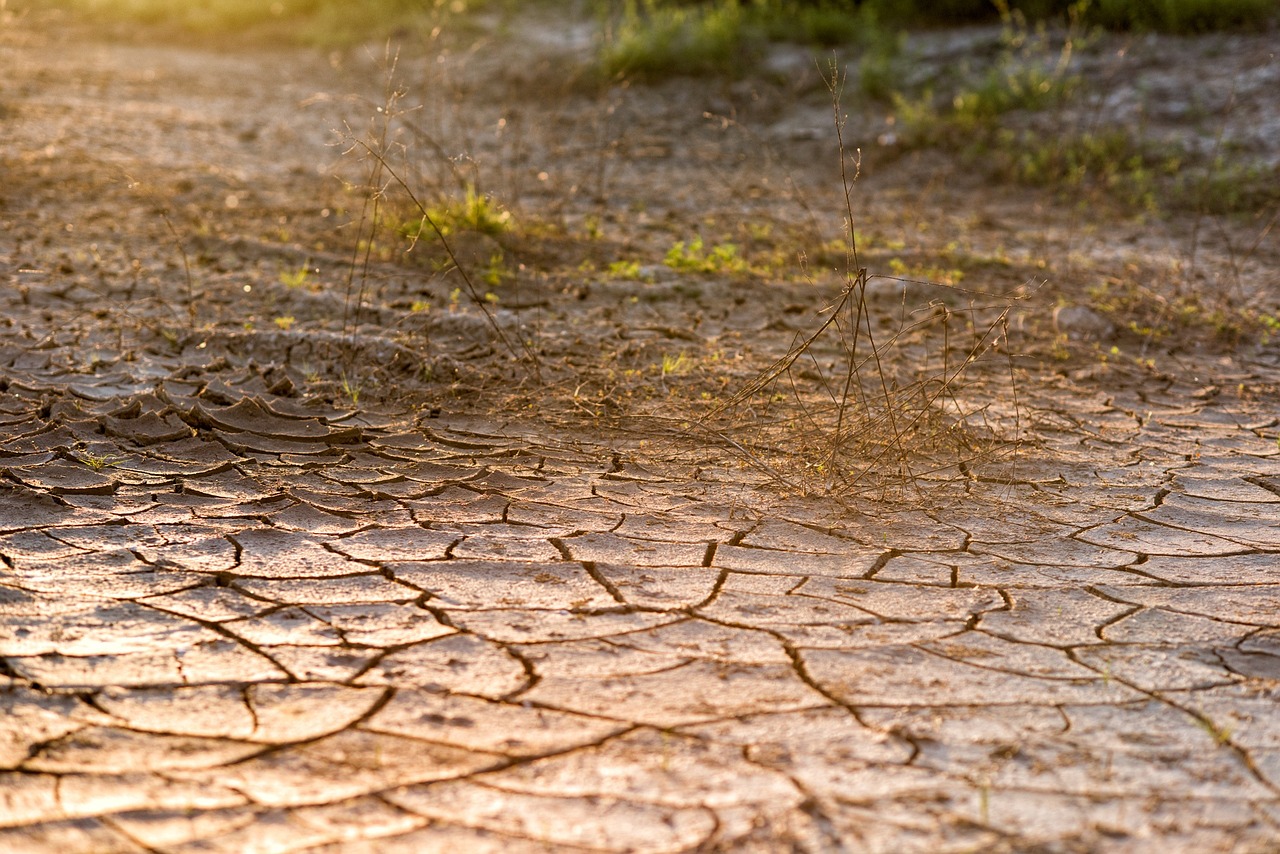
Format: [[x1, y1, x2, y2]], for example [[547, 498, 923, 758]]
[[3, 5, 1280, 853]]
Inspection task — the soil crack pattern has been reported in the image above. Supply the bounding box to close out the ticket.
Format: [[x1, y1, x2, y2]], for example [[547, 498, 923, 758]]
[[4, 4, 1280, 852]]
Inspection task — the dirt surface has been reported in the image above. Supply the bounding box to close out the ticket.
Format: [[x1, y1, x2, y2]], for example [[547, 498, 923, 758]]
[[2, 4, 1280, 852]]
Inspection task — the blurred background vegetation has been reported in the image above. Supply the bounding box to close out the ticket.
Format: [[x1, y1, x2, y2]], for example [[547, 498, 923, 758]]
[[23, 0, 1279, 49]]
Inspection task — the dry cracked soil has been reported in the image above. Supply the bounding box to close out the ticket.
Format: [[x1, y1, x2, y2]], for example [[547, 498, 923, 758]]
[[1, 3, 1280, 852]]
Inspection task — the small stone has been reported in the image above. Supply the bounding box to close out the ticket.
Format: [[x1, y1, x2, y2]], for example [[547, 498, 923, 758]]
[[1053, 304, 1115, 340]]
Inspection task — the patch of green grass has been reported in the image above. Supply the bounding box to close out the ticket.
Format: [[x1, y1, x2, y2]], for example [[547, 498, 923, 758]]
[[892, 4, 1085, 139], [75, 450, 123, 470], [664, 236, 750, 274], [1089, 0, 1276, 33], [661, 351, 693, 376], [339, 372, 361, 406], [598, 0, 882, 79], [601, 0, 754, 79], [46, 0, 1276, 54], [1000, 129, 1175, 211], [482, 252, 512, 287], [886, 257, 965, 286], [950, 64, 1080, 127], [755, 0, 870, 45], [279, 265, 312, 289], [876, 4, 1276, 218], [600, 0, 1275, 83], [400, 185, 512, 239], [607, 259, 653, 280], [857, 32, 907, 102], [983, 129, 1278, 215], [1086, 274, 1277, 349], [844, 0, 1275, 32], [1175, 156, 1280, 214], [600, 0, 1275, 76]]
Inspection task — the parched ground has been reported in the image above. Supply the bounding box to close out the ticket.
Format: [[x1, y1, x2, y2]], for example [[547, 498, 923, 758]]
[[2, 4, 1280, 852]]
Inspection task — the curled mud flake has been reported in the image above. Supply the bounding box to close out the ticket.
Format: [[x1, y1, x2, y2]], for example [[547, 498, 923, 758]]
[[922, 631, 1109, 680], [799, 577, 1005, 623], [395, 461, 484, 484], [303, 602, 454, 647], [1240, 630, 1280, 657], [612, 513, 728, 544], [232, 574, 417, 606], [1136, 495, 1280, 550], [595, 563, 721, 609], [0, 599, 220, 659], [449, 533, 563, 563], [0, 817, 145, 853], [469, 470, 550, 494], [168, 727, 504, 809], [1078, 516, 1252, 557], [366, 689, 629, 757], [386, 778, 718, 852], [360, 478, 443, 501], [475, 727, 803, 815], [137, 536, 239, 574], [1073, 644, 1244, 693], [0, 689, 94, 769], [230, 528, 368, 579], [6, 548, 201, 599], [1217, 649, 1280, 681], [5, 462, 118, 496], [712, 543, 881, 577], [388, 559, 616, 612], [356, 633, 526, 697], [245, 683, 389, 744], [331, 527, 456, 562], [978, 588, 1135, 648], [406, 488, 509, 525], [686, 706, 915, 775], [1103, 608, 1258, 645], [1048, 702, 1275, 798], [504, 499, 622, 534], [211, 430, 351, 457], [139, 585, 272, 623], [260, 646, 382, 684], [605, 618, 793, 666], [803, 644, 1144, 707], [9, 636, 289, 690], [699, 589, 876, 631], [222, 606, 346, 648], [969, 536, 1139, 569], [1172, 474, 1280, 503], [144, 436, 244, 471], [187, 397, 352, 442], [1094, 585, 1280, 628], [92, 684, 259, 740], [738, 520, 872, 554], [556, 532, 709, 568], [99, 410, 194, 445], [0, 530, 90, 564], [446, 608, 680, 645], [522, 657, 828, 728], [0, 486, 79, 532], [23, 726, 264, 774]]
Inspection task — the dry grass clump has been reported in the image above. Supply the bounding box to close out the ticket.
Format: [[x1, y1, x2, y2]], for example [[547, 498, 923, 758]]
[[698, 272, 1026, 499], [693, 67, 1030, 499]]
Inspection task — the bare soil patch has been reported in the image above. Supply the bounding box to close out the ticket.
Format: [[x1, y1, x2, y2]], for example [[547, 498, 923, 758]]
[[2, 4, 1278, 497]]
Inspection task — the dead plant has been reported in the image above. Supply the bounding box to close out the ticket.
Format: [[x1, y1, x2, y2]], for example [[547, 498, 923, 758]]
[[697, 60, 1029, 501], [338, 45, 541, 385]]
